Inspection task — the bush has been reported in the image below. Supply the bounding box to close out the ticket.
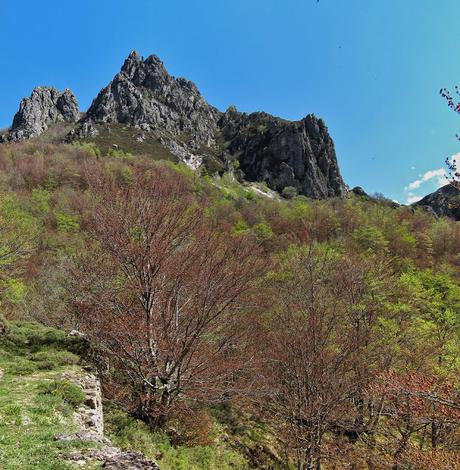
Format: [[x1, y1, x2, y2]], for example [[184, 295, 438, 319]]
[[0, 314, 8, 336], [281, 186, 298, 199], [105, 407, 249, 470], [37, 380, 85, 408], [30, 350, 80, 369], [252, 222, 273, 243], [1, 321, 86, 356]]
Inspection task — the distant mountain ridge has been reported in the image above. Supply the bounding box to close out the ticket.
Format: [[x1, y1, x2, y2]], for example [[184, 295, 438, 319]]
[[1, 51, 346, 199], [413, 184, 460, 220]]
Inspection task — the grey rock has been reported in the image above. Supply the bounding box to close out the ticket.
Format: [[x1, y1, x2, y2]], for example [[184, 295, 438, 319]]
[[55, 431, 111, 445], [67, 446, 159, 469], [56, 370, 160, 468], [102, 451, 160, 469], [1, 50, 346, 198], [74, 51, 219, 154], [68, 329, 86, 338], [2, 87, 79, 142], [61, 371, 104, 435], [218, 109, 346, 198], [413, 183, 460, 220], [72, 51, 346, 198], [351, 186, 368, 197]]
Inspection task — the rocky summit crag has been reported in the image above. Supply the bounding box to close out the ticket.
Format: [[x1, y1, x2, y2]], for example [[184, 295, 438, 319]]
[[1, 51, 347, 199], [1, 87, 79, 142], [71, 51, 221, 168], [219, 108, 345, 198]]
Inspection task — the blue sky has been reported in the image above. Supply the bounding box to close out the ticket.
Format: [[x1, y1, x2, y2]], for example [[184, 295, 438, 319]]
[[1, 0, 460, 203]]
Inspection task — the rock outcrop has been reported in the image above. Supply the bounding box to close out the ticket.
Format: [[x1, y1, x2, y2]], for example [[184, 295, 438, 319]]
[[413, 183, 460, 220], [55, 370, 159, 469], [72, 51, 220, 168], [1, 87, 79, 142], [219, 108, 346, 198], [351, 186, 368, 197]]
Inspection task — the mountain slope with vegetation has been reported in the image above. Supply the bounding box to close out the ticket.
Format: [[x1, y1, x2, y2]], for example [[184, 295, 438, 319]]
[[0, 135, 459, 468]]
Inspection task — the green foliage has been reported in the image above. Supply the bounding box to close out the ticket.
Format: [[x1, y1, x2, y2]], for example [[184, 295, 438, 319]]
[[352, 225, 389, 252], [0, 321, 89, 469], [54, 211, 80, 233], [0, 321, 86, 360], [30, 188, 52, 217], [72, 141, 102, 158], [0, 278, 27, 304], [107, 147, 132, 159], [105, 407, 250, 470], [231, 220, 249, 236], [37, 381, 85, 408], [252, 222, 273, 242], [1, 140, 460, 468], [281, 186, 298, 199]]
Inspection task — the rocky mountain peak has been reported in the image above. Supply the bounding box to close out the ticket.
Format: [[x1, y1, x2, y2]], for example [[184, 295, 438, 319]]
[[73, 51, 220, 162], [1, 51, 348, 199], [121, 51, 169, 84], [1, 86, 79, 142], [219, 108, 346, 198]]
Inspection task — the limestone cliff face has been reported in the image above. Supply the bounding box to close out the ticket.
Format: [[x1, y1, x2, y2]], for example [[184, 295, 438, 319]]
[[75, 51, 346, 198], [1, 87, 79, 142], [219, 108, 346, 199]]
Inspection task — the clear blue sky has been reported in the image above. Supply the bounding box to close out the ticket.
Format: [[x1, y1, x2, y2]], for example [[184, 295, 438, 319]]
[[1, 0, 460, 203]]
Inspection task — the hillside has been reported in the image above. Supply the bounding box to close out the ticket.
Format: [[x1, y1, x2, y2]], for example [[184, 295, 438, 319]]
[[0, 136, 458, 468], [0, 320, 281, 469]]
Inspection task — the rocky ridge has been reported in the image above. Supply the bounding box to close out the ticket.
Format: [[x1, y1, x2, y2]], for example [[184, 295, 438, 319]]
[[55, 370, 159, 469], [1, 51, 347, 199], [219, 108, 346, 198], [413, 183, 460, 220], [1, 87, 79, 142], [71, 51, 220, 169]]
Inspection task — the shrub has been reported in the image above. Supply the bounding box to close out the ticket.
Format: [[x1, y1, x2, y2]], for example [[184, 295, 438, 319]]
[[252, 222, 273, 243], [30, 350, 80, 369], [37, 380, 85, 408], [281, 186, 298, 199], [0, 313, 8, 336], [105, 407, 249, 470]]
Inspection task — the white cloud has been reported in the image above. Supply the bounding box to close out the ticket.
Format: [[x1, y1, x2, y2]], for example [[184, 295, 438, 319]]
[[447, 152, 460, 166], [406, 194, 423, 204], [405, 168, 447, 191]]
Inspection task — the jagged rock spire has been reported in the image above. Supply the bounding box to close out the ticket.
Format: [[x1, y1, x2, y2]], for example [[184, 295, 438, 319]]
[[1, 86, 79, 142]]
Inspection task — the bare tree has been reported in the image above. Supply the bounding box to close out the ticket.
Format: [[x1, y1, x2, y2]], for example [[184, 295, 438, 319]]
[[369, 370, 460, 470], [68, 164, 267, 427], [263, 246, 397, 470], [264, 245, 358, 470], [440, 87, 460, 188]]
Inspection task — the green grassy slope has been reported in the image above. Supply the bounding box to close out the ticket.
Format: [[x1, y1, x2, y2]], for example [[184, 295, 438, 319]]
[[0, 321, 92, 470]]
